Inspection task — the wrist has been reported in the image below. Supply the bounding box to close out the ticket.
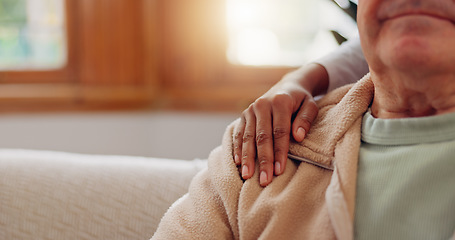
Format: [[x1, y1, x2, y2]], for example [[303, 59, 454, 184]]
[[293, 63, 329, 96]]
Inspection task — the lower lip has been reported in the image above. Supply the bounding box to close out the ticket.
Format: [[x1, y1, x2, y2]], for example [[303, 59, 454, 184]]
[[387, 14, 453, 23], [382, 14, 453, 40]]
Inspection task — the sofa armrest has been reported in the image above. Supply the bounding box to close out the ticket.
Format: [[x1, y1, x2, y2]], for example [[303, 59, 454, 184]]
[[0, 149, 206, 240]]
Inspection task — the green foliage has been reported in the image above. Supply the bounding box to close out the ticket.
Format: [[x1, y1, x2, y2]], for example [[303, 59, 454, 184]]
[[0, 0, 27, 25]]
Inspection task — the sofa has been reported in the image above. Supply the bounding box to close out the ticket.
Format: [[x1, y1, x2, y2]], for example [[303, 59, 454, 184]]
[[0, 149, 206, 239]]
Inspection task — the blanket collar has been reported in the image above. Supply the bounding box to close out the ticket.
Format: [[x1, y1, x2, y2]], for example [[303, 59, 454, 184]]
[[288, 74, 374, 170]]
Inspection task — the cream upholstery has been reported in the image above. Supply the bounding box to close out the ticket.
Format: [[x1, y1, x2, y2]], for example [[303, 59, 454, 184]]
[[0, 149, 206, 240]]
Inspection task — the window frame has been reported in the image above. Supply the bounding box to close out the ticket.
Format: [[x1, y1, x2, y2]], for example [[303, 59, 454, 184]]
[[0, 0, 158, 111], [0, 0, 77, 84]]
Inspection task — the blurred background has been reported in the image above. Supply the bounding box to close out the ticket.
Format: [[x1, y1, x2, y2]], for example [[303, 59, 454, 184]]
[[0, 0, 357, 159]]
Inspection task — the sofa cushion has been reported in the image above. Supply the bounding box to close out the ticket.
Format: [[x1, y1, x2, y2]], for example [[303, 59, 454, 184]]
[[0, 149, 206, 240]]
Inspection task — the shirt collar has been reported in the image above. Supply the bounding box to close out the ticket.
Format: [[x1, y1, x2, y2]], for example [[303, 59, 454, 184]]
[[362, 110, 455, 145]]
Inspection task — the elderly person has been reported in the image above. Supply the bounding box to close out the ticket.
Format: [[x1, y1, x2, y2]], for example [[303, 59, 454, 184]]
[[153, 0, 455, 239]]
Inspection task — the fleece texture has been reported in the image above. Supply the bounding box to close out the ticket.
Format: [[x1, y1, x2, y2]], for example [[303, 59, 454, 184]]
[[153, 74, 455, 239], [152, 74, 374, 240]]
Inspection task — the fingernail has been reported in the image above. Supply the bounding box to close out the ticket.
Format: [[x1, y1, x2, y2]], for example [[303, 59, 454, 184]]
[[242, 165, 249, 178], [234, 154, 240, 164], [275, 162, 281, 175], [260, 171, 267, 186], [297, 127, 306, 141]]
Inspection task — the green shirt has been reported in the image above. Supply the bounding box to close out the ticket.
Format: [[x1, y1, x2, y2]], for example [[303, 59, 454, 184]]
[[354, 111, 455, 240]]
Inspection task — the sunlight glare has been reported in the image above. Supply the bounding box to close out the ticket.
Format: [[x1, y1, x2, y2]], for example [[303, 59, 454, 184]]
[[225, 0, 358, 66], [232, 28, 280, 66]]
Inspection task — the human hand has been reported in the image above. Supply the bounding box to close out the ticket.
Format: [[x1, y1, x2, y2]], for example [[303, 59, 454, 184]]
[[233, 64, 328, 187]]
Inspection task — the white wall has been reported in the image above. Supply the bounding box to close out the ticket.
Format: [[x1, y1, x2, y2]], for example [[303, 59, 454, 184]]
[[0, 111, 238, 160]]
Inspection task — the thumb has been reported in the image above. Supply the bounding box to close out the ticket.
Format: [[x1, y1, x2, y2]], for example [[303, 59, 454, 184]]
[[292, 98, 318, 142]]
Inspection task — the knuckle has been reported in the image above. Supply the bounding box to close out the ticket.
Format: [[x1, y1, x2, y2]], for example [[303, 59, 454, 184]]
[[242, 107, 253, 117], [247, 104, 255, 112], [273, 147, 287, 157], [256, 131, 272, 145], [234, 131, 243, 141], [252, 98, 270, 111], [241, 153, 253, 164], [296, 116, 312, 129], [298, 108, 319, 124], [258, 156, 270, 167], [273, 127, 290, 139], [272, 93, 292, 106], [308, 101, 319, 112], [242, 133, 255, 143], [297, 114, 312, 122]]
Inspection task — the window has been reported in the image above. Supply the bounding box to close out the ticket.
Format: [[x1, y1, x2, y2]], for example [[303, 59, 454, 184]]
[[226, 0, 358, 66], [0, 0, 359, 112], [0, 0, 156, 111], [0, 0, 66, 70]]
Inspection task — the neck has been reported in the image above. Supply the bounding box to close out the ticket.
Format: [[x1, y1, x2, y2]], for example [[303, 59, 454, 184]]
[[370, 71, 455, 119]]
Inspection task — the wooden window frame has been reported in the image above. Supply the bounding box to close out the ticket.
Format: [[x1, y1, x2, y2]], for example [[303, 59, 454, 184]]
[[0, 0, 299, 113], [0, 0, 77, 84], [0, 0, 158, 112]]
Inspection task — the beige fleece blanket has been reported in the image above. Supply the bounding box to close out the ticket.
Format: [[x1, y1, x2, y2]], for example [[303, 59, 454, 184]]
[[152, 74, 374, 240], [152, 74, 455, 239]]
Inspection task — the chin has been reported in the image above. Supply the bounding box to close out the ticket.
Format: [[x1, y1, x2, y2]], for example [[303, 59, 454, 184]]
[[378, 17, 455, 72], [384, 37, 437, 72]]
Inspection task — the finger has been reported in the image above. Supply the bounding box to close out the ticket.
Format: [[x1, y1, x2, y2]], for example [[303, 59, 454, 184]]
[[233, 117, 246, 165], [271, 94, 293, 176], [253, 99, 274, 187], [241, 107, 257, 180], [292, 96, 319, 142]]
